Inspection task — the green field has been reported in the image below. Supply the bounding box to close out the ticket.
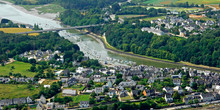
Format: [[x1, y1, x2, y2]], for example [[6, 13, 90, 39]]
[[0, 61, 38, 77], [0, 84, 39, 99], [57, 93, 90, 104], [143, 16, 166, 21], [144, 0, 220, 4], [72, 94, 90, 103]]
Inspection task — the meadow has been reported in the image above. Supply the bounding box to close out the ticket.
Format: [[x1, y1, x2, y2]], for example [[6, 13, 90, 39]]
[[0, 84, 39, 99], [0, 61, 38, 77]]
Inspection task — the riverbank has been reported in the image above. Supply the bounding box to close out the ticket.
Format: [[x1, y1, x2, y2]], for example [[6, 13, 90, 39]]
[[81, 30, 220, 72], [0, 0, 58, 20]]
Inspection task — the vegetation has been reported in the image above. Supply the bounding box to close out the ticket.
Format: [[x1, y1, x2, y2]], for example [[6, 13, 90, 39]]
[[0, 61, 38, 77], [0, 32, 82, 64], [99, 20, 220, 67], [0, 84, 39, 99]]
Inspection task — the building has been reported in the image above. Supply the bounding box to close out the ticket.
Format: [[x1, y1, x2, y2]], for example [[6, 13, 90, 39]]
[[95, 87, 104, 94], [141, 27, 165, 36], [62, 89, 77, 96], [165, 94, 173, 103], [80, 101, 89, 108], [200, 93, 215, 102], [143, 89, 155, 97]]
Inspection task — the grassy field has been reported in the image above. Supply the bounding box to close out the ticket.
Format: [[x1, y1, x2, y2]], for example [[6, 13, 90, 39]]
[[37, 4, 65, 14], [0, 61, 38, 77], [0, 28, 39, 36], [143, 16, 166, 21], [0, 84, 39, 99], [144, 0, 220, 4], [118, 15, 147, 19], [57, 93, 90, 104]]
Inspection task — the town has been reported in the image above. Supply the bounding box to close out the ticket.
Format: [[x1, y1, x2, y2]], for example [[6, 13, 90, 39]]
[[1, 58, 220, 109]]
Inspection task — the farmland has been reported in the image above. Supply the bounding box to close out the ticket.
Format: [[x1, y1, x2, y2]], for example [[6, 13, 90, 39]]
[[0, 61, 38, 77], [0, 84, 39, 99], [0, 28, 39, 36]]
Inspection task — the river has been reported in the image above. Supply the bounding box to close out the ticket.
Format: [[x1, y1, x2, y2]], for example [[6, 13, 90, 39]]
[[0, 3, 179, 68]]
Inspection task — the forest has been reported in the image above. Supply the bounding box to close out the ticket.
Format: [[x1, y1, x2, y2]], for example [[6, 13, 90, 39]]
[[101, 20, 220, 67], [116, 7, 167, 16], [0, 32, 82, 64]]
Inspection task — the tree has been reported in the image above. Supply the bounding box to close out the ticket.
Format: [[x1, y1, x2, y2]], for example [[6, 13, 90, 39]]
[[89, 98, 96, 104], [1, 62, 4, 66], [30, 64, 36, 72], [132, 76, 140, 81], [173, 91, 180, 99], [201, 4, 204, 8]]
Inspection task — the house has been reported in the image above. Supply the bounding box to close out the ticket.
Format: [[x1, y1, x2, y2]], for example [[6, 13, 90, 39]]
[[55, 103, 66, 109], [173, 86, 183, 94], [46, 103, 54, 110], [36, 102, 44, 110], [136, 85, 145, 91], [108, 90, 116, 98], [44, 85, 50, 88], [55, 70, 64, 76], [63, 69, 70, 76], [80, 101, 89, 108], [0, 99, 13, 106], [143, 89, 155, 97], [62, 89, 77, 96], [39, 95, 46, 104], [119, 90, 128, 97], [163, 87, 174, 94], [96, 95, 105, 102], [107, 81, 113, 88], [200, 93, 215, 102], [185, 86, 193, 93], [141, 27, 165, 36], [119, 80, 136, 87], [131, 90, 139, 97], [184, 93, 202, 104], [173, 78, 181, 86], [13, 98, 26, 105], [95, 87, 104, 94], [66, 77, 77, 87], [107, 76, 117, 83], [27, 96, 33, 104], [165, 94, 173, 103]]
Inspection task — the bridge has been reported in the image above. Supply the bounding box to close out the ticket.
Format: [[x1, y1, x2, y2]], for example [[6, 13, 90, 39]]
[[15, 24, 103, 35]]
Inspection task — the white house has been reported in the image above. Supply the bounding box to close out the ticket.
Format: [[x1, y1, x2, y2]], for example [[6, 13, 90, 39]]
[[80, 101, 89, 108], [62, 89, 77, 96]]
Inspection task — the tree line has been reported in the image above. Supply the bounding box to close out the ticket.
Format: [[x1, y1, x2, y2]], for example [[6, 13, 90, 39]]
[[98, 20, 220, 67]]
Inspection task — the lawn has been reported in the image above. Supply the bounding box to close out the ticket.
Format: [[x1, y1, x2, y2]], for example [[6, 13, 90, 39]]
[[0, 28, 39, 36], [71, 85, 85, 91], [42, 79, 58, 85], [0, 84, 40, 99], [72, 94, 90, 103], [121, 96, 132, 101], [0, 61, 38, 77], [143, 16, 166, 21]]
